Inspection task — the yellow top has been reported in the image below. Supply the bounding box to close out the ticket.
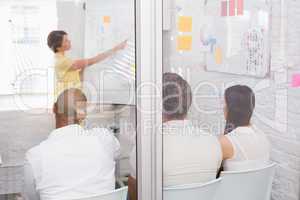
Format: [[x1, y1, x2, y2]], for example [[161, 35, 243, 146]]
[[54, 53, 81, 98]]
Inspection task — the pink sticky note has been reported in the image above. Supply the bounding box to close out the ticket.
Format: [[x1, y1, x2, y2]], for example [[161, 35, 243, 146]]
[[237, 0, 244, 15], [229, 0, 235, 16], [291, 73, 300, 88], [221, 1, 228, 17]]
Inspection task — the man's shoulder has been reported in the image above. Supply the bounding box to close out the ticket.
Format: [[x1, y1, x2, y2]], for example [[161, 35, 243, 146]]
[[87, 127, 120, 153], [87, 127, 117, 141], [26, 142, 45, 163], [26, 135, 53, 160], [182, 126, 220, 147], [87, 127, 112, 136], [185, 126, 217, 137]]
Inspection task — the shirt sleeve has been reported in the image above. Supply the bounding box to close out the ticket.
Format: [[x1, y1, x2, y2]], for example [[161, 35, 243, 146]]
[[23, 161, 40, 200], [56, 56, 74, 79], [94, 128, 121, 160]]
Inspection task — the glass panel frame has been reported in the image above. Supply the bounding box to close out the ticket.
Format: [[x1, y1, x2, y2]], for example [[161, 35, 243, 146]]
[[135, 0, 163, 199]]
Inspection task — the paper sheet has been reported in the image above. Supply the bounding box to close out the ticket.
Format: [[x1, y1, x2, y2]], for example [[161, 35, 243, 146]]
[[178, 16, 193, 32], [177, 36, 192, 51], [237, 0, 244, 16], [229, 0, 235, 16], [291, 73, 300, 87], [215, 47, 223, 64], [221, 1, 228, 17], [103, 16, 111, 24]]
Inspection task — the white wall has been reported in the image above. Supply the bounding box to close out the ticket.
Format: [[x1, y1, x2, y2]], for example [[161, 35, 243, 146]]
[[0, 95, 51, 112], [164, 0, 300, 200], [57, 0, 86, 58]]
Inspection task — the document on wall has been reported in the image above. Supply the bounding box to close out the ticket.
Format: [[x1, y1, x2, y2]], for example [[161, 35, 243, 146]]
[[204, 0, 271, 78]]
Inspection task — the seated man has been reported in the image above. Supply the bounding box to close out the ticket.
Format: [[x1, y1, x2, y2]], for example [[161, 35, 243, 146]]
[[23, 89, 120, 200], [128, 73, 222, 198], [162, 73, 222, 187]]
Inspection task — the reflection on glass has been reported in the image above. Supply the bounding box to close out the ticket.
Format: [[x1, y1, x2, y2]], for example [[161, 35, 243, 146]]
[[0, 0, 136, 199], [163, 0, 272, 200]]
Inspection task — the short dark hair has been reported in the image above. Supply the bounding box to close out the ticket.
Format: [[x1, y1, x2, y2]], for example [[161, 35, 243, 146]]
[[163, 73, 192, 120], [47, 30, 67, 53], [224, 85, 255, 134]]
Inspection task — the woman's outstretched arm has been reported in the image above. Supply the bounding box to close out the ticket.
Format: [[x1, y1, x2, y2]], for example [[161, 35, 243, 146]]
[[71, 40, 127, 70]]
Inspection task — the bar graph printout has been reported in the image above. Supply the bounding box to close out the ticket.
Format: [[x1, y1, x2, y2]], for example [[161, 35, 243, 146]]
[[109, 38, 135, 82]]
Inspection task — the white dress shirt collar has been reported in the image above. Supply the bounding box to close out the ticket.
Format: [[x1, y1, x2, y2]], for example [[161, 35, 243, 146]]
[[48, 124, 84, 140]]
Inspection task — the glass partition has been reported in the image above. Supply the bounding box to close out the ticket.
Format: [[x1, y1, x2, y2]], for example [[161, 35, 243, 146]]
[[0, 0, 137, 200]]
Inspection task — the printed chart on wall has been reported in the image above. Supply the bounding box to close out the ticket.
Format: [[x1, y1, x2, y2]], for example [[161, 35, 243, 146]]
[[84, 0, 135, 105], [203, 0, 271, 77]]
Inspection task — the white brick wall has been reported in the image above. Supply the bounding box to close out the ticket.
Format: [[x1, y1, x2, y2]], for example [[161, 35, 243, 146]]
[[271, 0, 300, 199]]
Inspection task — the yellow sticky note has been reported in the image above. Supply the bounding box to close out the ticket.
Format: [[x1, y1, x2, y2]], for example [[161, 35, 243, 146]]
[[215, 47, 222, 64], [178, 16, 192, 32], [103, 16, 111, 24], [177, 36, 192, 51]]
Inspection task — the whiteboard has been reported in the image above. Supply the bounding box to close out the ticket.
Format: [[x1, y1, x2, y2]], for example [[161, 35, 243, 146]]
[[83, 0, 135, 105], [204, 0, 271, 77], [0, 0, 57, 95]]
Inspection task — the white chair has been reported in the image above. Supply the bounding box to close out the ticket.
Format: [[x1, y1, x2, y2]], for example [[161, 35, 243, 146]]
[[164, 178, 222, 200], [215, 163, 276, 200], [74, 187, 128, 200]]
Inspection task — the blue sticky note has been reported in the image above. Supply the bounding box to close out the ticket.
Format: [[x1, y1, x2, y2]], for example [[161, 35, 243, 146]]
[[99, 25, 104, 33]]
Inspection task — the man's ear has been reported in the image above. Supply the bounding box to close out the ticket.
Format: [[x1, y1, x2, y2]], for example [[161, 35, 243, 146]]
[[75, 108, 87, 123]]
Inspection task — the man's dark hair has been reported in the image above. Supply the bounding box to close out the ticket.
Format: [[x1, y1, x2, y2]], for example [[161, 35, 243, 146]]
[[47, 30, 67, 53], [163, 73, 192, 120], [54, 88, 87, 119], [224, 85, 255, 134]]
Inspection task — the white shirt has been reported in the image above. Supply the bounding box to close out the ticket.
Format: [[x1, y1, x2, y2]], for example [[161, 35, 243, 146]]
[[224, 126, 270, 171], [25, 124, 120, 200], [163, 120, 222, 187]]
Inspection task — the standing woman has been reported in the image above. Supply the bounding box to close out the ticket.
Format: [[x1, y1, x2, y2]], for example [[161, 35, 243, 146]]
[[47, 30, 127, 97], [219, 85, 270, 171]]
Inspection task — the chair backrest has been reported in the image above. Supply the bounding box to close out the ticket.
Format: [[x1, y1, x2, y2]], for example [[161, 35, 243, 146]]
[[163, 178, 222, 200], [74, 187, 128, 200], [215, 163, 276, 200]]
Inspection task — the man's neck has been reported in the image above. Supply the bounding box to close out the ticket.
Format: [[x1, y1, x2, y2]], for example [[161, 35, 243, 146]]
[[56, 118, 79, 129], [163, 117, 186, 124]]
